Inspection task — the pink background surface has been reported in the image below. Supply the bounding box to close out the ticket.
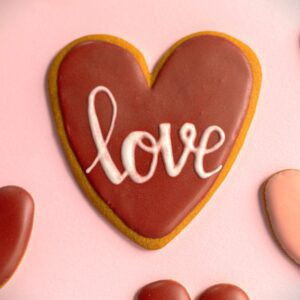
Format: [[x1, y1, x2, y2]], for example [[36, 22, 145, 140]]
[[0, 0, 300, 299]]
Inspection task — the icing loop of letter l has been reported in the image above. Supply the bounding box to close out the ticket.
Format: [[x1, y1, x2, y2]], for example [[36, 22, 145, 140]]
[[86, 85, 226, 185]]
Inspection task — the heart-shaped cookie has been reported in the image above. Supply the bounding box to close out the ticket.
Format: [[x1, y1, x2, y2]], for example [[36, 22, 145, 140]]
[[197, 284, 249, 300], [136, 280, 190, 300], [264, 169, 300, 265], [48, 32, 261, 249], [0, 186, 34, 287]]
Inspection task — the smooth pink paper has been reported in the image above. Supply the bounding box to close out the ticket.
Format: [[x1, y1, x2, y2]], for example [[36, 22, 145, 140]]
[[0, 1, 299, 299]]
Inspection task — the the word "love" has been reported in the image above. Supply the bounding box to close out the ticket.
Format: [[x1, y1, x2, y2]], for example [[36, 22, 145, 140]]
[[85, 86, 226, 185]]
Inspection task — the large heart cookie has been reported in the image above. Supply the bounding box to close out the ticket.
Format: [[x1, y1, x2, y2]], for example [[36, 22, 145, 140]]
[[48, 32, 261, 249]]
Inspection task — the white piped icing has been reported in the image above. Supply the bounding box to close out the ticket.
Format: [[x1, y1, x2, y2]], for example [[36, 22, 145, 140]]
[[86, 86, 225, 184]]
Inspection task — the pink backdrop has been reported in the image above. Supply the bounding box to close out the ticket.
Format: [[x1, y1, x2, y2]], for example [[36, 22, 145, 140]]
[[0, 1, 300, 299]]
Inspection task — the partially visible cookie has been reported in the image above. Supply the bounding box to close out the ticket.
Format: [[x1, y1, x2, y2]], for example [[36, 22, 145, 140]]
[[0, 186, 34, 288], [136, 280, 190, 300], [197, 283, 249, 300], [264, 169, 300, 265]]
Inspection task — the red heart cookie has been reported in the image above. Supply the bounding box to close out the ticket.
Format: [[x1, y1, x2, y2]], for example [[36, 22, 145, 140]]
[[136, 280, 190, 300], [197, 284, 249, 300], [0, 186, 34, 287], [48, 32, 261, 249]]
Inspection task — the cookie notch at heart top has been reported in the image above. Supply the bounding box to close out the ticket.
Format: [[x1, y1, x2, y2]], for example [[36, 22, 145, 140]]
[[48, 32, 261, 250]]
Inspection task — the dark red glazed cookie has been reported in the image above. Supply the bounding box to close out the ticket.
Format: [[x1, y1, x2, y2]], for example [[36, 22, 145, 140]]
[[136, 280, 190, 300], [0, 186, 34, 287], [197, 284, 249, 300], [49, 32, 261, 249]]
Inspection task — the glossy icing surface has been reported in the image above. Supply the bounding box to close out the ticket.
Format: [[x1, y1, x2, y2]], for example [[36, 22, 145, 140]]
[[197, 284, 249, 300], [265, 169, 300, 265], [136, 280, 190, 300], [57, 35, 252, 238], [0, 186, 34, 287]]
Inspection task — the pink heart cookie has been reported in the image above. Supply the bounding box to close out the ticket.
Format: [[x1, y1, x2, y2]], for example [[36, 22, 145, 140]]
[[264, 169, 300, 265]]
